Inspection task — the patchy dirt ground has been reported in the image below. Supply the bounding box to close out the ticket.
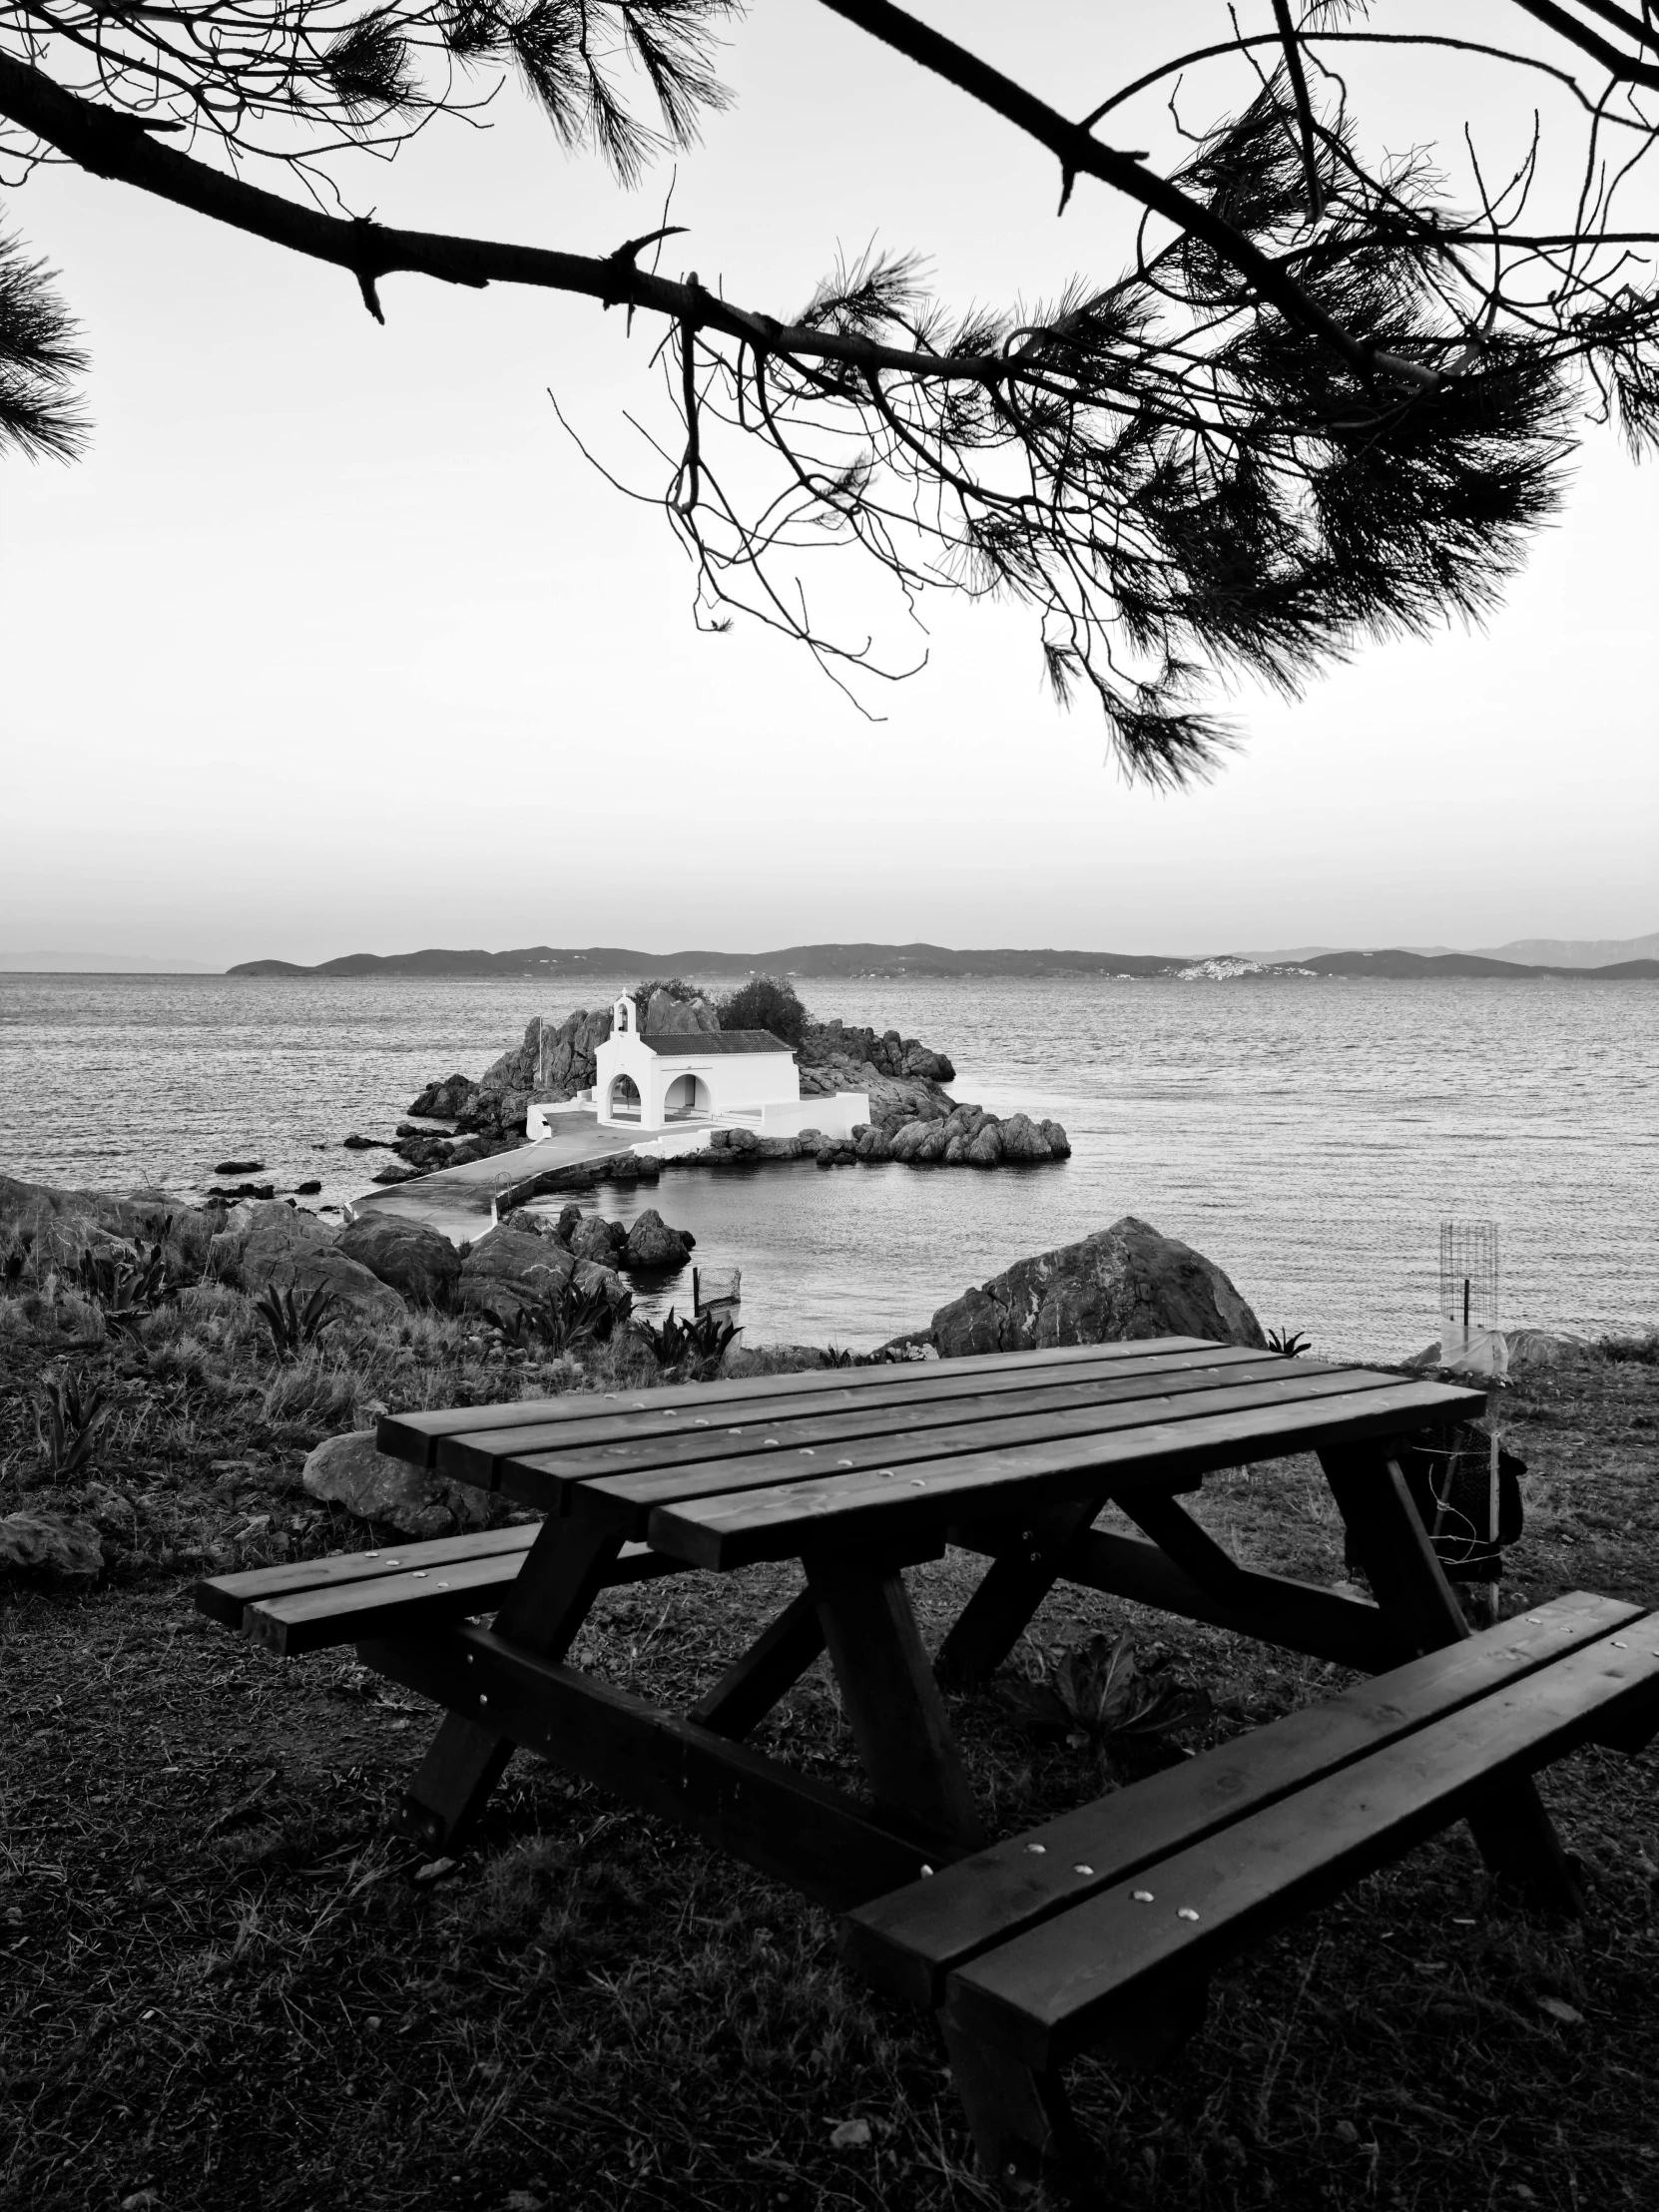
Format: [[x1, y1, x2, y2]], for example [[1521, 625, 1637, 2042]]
[[3, 1279, 1658, 2210]]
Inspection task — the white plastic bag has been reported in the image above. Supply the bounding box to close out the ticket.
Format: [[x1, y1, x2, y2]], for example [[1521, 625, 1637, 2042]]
[[1436, 1323, 1510, 1381]]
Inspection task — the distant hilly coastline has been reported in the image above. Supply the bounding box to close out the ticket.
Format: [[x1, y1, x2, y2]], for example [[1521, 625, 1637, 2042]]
[[226, 941, 1659, 982]]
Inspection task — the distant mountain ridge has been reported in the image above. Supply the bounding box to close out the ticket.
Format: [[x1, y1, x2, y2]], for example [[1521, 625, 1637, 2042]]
[[227, 940, 1659, 982], [1471, 931, 1659, 968]]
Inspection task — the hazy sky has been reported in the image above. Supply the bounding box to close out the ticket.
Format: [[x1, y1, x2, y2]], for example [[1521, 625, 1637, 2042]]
[[2, 3, 1654, 966]]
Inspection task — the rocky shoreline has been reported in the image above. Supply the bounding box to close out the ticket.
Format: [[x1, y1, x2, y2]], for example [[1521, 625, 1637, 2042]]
[[376, 987, 1071, 1190], [7, 1172, 1638, 1585]]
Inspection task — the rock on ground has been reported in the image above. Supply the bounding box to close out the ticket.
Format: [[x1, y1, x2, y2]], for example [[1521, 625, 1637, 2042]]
[[406, 1073, 480, 1119], [720, 1344, 828, 1380], [338, 1215, 461, 1308], [216, 1202, 406, 1327], [566, 1215, 628, 1267], [457, 1227, 578, 1318], [0, 1508, 105, 1584], [929, 1216, 1266, 1358], [301, 1430, 499, 1538], [621, 1209, 693, 1270]]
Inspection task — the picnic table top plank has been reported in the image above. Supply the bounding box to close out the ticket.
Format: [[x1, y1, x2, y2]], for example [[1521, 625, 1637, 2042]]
[[842, 1589, 1638, 2006], [945, 1609, 1659, 2067], [377, 1338, 1222, 1464], [426, 1343, 1275, 1485], [495, 1352, 1318, 1499], [645, 1378, 1485, 1567], [560, 1368, 1452, 1539]]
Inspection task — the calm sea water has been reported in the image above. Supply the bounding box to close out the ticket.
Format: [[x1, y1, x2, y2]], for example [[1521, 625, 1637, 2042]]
[[1, 971, 1654, 1356]]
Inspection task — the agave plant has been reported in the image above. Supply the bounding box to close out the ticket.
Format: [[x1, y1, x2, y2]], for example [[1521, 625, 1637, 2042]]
[[1001, 1631, 1212, 1772], [1267, 1328, 1312, 1358], [634, 1306, 736, 1377], [76, 1227, 172, 1336], [254, 1282, 341, 1362], [36, 1370, 107, 1477], [488, 1277, 628, 1359]]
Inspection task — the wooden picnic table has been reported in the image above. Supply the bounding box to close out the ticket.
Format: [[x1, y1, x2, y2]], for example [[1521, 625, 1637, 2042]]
[[202, 1334, 1659, 2188], [342, 1335, 1576, 1903]]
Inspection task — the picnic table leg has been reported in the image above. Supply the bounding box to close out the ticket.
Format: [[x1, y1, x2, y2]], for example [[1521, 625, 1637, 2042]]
[[1320, 1445, 1582, 1915], [398, 1518, 623, 1853], [806, 1554, 987, 1851], [936, 2016, 1084, 2193], [935, 1499, 1102, 1688]]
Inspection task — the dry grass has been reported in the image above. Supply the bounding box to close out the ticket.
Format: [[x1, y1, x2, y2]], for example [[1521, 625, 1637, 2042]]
[[1, 1197, 1657, 2211]]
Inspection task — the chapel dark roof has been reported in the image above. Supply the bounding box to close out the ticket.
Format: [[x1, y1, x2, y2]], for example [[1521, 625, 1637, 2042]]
[[642, 1029, 794, 1056]]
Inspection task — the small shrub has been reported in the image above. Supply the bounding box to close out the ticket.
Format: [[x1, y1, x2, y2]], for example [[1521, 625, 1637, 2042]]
[[148, 1332, 217, 1390], [36, 1369, 107, 1477], [54, 1290, 107, 1343], [1600, 1331, 1659, 1365], [1268, 1327, 1311, 1357], [715, 975, 809, 1047], [261, 1353, 361, 1429], [172, 1281, 243, 1330]]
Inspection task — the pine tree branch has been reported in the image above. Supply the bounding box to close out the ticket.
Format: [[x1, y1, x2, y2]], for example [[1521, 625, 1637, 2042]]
[[0, 48, 1010, 381], [811, 0, 1394, 378], [1504, 0, 1659, 86]]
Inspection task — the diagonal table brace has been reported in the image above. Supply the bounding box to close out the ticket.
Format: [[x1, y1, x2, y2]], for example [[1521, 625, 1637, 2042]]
[[935, 1498, 1104, 1687], [688, 1587, 827, 1741]]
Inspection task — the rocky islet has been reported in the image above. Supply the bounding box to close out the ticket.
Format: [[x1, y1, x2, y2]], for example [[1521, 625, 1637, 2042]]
[[383, 990, 1070, 1187]]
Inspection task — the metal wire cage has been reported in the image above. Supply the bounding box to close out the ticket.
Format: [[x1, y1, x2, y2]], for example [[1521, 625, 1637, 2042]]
[[1439, 1219, 1500, 1335]]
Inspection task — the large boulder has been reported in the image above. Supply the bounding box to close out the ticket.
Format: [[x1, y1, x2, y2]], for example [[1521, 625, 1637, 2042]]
[[301, 1430, 497, 1538], [572, 1258, 634, 1317], [534, 1006, 615, 1097], [407, 1073, 480, 1120], [0, 1508, 104, 1584], [930, 1217, 1266, 1359], [568, 1213, 628, 1267], [475, 1008, 617, 1107], [887, 1120, 934, 1163], [393, 1133, 455, 1170], [457, 1226, 577, 1318], [996, 1112, 1053, 1163], [622, 1209, 693, 1270], [965, 1122, 1003, 1167], [902, 1043, 956, 1082], [220, 1202, 405, 1326], [641, 989, 721, 1036], [338, 1214, 461, 1308]]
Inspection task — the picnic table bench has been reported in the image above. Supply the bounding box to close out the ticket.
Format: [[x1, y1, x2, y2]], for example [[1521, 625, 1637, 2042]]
[[197, 1337, 1659, 2189]]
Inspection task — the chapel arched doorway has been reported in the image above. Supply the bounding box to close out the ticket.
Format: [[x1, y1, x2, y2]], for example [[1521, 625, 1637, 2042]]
[[663, 1073, 711, 1120]]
